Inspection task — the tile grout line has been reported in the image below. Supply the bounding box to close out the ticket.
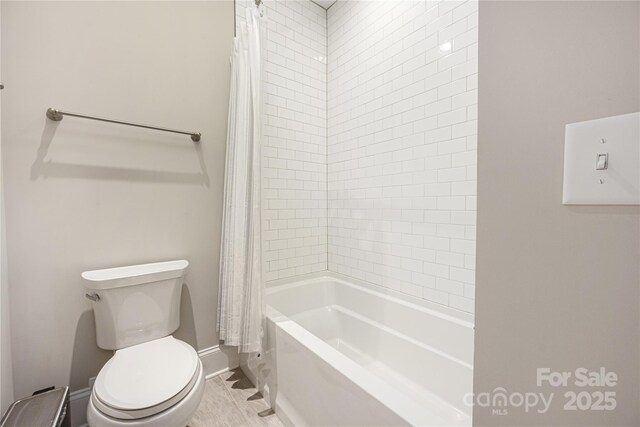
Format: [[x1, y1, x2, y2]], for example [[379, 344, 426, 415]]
[[217, 371, 280, 427], [216, 376, 256, 426], [325, 0, 329, 273]]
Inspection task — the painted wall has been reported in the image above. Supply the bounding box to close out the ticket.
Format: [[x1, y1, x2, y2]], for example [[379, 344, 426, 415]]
[[327, 0, 478, 312], [474, 1, 640, 425], [1, 0, 233, 398], [0, 0, 15, 411], [0, 183, 12, 413], [236, 0, 328, 281]]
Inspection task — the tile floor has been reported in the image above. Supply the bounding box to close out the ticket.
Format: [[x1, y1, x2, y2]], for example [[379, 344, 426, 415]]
[[189, 368, 284, 427]]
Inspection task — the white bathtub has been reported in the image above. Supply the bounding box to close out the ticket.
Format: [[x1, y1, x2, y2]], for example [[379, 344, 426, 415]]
[[242, 273, 474, 427]]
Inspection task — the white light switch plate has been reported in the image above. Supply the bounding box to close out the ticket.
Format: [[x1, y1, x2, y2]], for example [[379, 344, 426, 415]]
[[563, 112, 640, 205]]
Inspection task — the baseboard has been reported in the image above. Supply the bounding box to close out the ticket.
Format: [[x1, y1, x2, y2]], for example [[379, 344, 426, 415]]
[[198, 344, 239, 379], [69, 387, 91, 427], [69, 345, 238, 427]]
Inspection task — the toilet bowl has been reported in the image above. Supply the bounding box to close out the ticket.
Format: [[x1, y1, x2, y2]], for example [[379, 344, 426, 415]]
[[82, 260, 204, 427], [87, 337, 205, 427]]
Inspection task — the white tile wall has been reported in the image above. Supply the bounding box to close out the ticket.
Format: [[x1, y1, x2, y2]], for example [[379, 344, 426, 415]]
[[327, 0, 478, 313], [236, 0, 328, 281], [235, 0, 477, 313]]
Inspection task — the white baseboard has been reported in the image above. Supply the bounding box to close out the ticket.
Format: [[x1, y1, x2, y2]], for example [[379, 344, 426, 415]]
[[198, 344, 239, 380], [69, 387, 91, 427], [69, 344, 238, 427]]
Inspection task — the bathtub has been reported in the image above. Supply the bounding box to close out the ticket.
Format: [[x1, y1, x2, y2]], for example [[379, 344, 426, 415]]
[[242, 273, 474, 427]]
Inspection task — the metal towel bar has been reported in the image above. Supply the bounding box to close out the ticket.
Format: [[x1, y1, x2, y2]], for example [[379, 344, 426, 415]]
[[46, 107, 201, 142]]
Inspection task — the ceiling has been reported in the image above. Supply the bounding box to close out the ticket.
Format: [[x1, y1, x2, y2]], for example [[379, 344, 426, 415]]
[[312, 0, 337, 10]]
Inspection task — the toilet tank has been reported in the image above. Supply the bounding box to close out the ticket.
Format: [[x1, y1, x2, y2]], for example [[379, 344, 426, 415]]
[[82, 260, 188, 350]]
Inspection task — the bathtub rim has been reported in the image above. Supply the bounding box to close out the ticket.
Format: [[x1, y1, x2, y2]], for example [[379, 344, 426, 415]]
[[265, 271, 475, 328]]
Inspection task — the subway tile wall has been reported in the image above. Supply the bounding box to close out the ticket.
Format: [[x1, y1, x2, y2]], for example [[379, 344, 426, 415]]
[[235, 0, 478, 313], [236, 0, 328, 280], [327, 0, 478, 313]]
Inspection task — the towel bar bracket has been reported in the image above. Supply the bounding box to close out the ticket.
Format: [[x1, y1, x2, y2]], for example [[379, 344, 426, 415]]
[[46, 108, 64, 121]]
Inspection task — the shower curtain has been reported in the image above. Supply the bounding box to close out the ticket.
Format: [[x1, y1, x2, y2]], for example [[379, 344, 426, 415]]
[[217, 8, 264, 354]]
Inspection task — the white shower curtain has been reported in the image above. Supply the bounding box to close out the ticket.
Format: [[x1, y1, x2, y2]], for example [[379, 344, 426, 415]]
[[217, 8, 264, 354]]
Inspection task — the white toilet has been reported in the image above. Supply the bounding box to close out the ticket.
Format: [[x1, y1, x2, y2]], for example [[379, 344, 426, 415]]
[[81, 260, 205, 427]]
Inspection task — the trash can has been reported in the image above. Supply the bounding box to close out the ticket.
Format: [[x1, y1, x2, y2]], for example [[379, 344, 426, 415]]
[[0, 387, 70, 427]]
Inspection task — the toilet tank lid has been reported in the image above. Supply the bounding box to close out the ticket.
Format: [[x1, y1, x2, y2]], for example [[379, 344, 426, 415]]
[[82, 260, 189, 290]]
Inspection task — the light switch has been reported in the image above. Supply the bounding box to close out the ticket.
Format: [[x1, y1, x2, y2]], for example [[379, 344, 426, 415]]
[[595, 153, 608, 170], [563, 112, 640, 205]]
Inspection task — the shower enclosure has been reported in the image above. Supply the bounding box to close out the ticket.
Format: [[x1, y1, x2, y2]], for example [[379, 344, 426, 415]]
[[232, 0, 478, 424]]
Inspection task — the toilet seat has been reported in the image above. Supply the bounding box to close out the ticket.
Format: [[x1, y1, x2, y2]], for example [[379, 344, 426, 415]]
[[92, 336, 200, 420]]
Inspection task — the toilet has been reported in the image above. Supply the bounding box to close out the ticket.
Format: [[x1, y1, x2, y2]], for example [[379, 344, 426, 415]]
[[81, 260, 205, 427]]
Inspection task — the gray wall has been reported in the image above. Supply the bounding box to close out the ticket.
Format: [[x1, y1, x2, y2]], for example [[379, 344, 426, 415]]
[[475, 1, 640, 426], [1, 109, 14, 414], [1, 1, 233, 398], [0, 1, 15, 411], [1, 188, 13, 413]]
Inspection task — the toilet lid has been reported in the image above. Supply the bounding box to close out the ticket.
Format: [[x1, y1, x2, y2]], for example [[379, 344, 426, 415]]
[[94, 336, 199, 411]]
